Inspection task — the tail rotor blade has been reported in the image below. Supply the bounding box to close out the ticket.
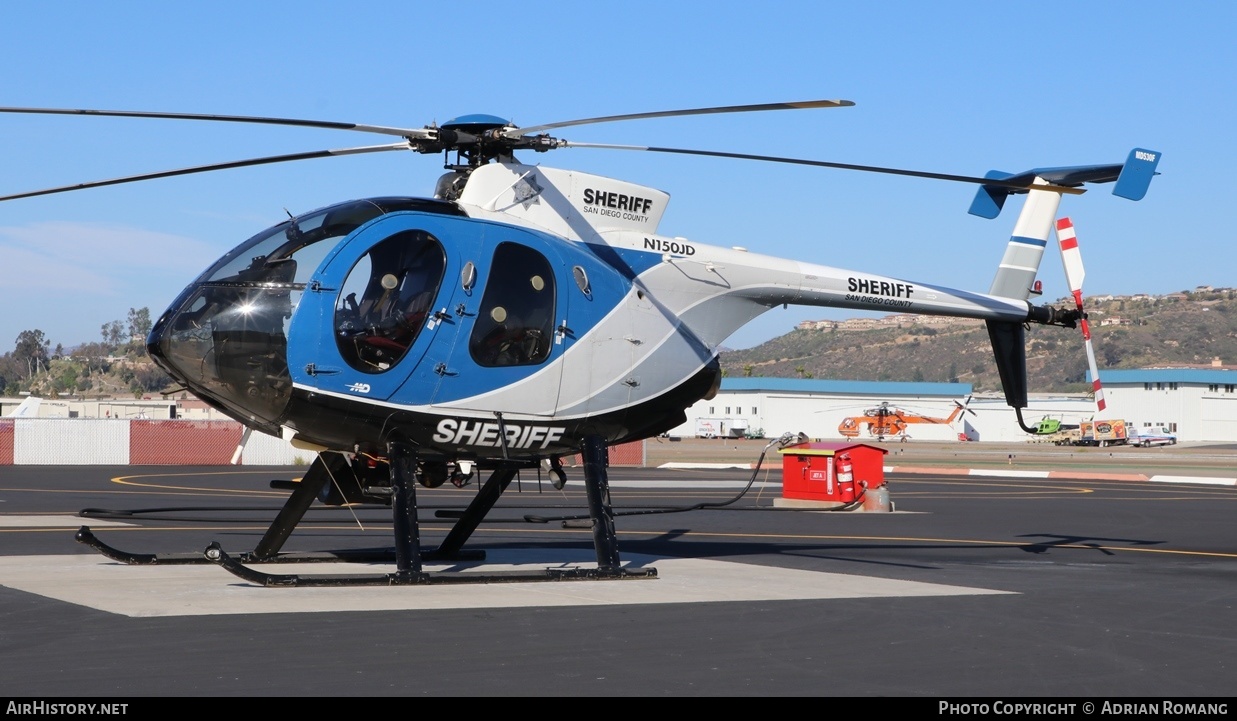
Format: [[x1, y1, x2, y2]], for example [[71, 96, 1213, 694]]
[[1057, 217, 1086, 293], [1080, 326, 1107, 412], [1056, 217, 1107, 412]]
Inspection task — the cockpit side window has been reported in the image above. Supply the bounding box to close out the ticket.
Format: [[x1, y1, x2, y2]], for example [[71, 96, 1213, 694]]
[[469, 242, 555, 367], [335, 230, 446, 373]]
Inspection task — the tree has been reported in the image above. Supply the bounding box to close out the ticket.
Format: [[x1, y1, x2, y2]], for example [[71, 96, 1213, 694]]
[[132, 364, 171, 393], [50, 358, 83, 396], [127, 307, 152, 342], [101, 320, 125, 347], [13, 329, 50, 380], [0, 353, 23, 394]]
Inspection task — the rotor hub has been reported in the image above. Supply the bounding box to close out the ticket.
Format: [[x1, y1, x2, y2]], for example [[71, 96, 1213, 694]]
[[439, 114, 513, 135], [433, 114, 523, 167]]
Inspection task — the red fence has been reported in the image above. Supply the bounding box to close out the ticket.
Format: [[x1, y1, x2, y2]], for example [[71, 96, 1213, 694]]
[[129, 420, 244, 465], [567, 439, 646, 467], [0, 420, 13, 465]]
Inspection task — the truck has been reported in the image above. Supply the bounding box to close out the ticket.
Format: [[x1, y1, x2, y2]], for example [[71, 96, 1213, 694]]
[[694, 417, 749, 439], [1076, 419, 1129, 447], [695, 418, 727, 439], [1030, 427, 1082, 446]]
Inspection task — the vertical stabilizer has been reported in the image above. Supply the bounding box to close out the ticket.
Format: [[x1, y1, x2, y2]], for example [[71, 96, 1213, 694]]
[[988, 181, 1062, 300], [986, 181, 1060, 430], [4, 396, 42, 418]]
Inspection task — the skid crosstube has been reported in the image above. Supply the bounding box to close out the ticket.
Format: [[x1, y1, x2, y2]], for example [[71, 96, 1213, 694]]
[[76, 434, 658, 586]]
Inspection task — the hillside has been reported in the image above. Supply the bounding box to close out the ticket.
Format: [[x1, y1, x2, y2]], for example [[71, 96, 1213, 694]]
[[720, 288, 1237, 393]]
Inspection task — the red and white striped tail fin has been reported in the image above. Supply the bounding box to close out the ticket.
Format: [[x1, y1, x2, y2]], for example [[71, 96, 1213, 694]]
[[1056, 217, 1106, 412]]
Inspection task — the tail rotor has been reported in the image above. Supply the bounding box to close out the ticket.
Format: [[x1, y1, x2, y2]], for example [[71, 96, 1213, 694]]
[[1055, 217, 1107, 412], [951, 394, 977, 421]]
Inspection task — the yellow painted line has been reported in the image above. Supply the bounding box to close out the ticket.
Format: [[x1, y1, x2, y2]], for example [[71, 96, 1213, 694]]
[[109, 471, 299, 496]]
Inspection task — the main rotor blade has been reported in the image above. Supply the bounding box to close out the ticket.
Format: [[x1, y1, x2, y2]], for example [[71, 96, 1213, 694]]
[[559, 142, 1087, 195], [506, 99, 854, 138], [0, 106, 434, 140], [0, 142, 412, 202]]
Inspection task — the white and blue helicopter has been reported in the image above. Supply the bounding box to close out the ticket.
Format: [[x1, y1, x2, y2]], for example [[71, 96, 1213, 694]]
[[0, 101, 1160, 585]]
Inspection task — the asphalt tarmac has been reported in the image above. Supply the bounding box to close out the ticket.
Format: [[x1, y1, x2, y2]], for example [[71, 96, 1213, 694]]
[[1, 446, 1236, 699]]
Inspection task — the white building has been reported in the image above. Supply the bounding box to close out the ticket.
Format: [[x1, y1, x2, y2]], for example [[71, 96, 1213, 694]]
[[669, 367, 1237, 444], [1101, 369, 1237, 442]]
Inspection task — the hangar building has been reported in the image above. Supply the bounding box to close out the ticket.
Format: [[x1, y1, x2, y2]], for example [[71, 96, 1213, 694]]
[[669, 367, 1237, 444]]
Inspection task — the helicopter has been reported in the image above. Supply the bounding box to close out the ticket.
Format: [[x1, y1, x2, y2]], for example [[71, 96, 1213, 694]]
[[837, 396, 975, 441], [0, 100, 1161, 586], [1032, 416, 1082, 435]]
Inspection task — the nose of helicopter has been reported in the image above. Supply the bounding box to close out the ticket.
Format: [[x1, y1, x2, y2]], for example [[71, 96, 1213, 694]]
[[147, 281, 294, 434]]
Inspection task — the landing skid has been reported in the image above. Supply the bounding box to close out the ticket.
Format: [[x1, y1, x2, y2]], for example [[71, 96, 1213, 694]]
[[76, 435, 657, 587], [202, 541, 654, 587], [74, 526, 480, 566]]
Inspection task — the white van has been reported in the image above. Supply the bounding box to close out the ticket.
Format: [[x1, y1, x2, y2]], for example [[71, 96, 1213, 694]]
[[1129, 426, 1177, 447]]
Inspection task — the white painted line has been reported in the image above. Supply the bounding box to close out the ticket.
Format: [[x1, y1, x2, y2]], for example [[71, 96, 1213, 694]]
[[0, 551, 1013, 618], [565, 480, 774, 489], [1148, 475, 1237, 486], [658, 462, 753, 469], [967, 470, 1051, 478], [0, 515, 134, 528]]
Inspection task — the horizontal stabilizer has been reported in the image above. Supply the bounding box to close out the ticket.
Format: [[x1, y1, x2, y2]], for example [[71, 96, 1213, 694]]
[[968, 171, 1017, 220], [968, 148, 1162, 219]]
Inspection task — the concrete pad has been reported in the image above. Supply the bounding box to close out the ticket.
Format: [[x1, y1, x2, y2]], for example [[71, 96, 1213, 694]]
[[0, 551, 1012, 618], [773, 497, 846, 510], [0, 515, 133, 528]]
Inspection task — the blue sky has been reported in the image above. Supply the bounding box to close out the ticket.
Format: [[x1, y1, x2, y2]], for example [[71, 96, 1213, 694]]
[[1, 2, 1232, 354]]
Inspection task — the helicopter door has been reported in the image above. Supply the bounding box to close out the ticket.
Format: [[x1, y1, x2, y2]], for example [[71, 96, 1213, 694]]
[[424, 233, 567, 417], [288, 214, 457, 403]]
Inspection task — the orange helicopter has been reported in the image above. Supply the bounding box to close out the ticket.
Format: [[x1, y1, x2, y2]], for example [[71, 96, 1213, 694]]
[[837, 396, 974, 441]]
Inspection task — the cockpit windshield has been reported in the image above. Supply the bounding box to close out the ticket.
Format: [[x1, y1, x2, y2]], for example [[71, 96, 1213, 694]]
[[148, 197, 464, 431], [200, 197, 461, 286]]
